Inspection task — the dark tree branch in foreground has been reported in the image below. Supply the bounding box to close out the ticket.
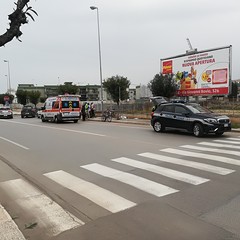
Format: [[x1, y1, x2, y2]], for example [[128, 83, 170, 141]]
[[0, 0, 37, 47]]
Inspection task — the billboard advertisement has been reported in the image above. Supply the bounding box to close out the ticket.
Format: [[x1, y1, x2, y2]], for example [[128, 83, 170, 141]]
[[161, 46, 232, 96]]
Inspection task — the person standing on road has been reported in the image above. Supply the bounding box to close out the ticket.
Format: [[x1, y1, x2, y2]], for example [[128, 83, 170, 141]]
[[85, 102, 90, 119], [90, 102, 95, 118], [81, 102, 86, 121]]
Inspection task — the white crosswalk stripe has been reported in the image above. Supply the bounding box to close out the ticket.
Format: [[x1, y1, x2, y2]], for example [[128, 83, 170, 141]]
[[44, 170, 136, 213], [226, 137, 240, 141], [0, 204, 26, 240], [198, 142, 240, 150], [214, 139, 240, 145], [111, 157, 209, 185], [138, 152, 234, 175], [161, 148, 240, 166], [0, 179, 83, 238], [181, 145, 240, 157], [81, 163, 179, 197]]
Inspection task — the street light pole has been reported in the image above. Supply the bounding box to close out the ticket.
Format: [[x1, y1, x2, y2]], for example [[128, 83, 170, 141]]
[[90, 6, 104, 115], [5, 75, 8, 93], [4, 60, 11, 94]]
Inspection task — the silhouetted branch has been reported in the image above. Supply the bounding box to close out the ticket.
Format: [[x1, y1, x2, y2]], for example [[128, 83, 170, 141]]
[[0, 0, 37, 47]]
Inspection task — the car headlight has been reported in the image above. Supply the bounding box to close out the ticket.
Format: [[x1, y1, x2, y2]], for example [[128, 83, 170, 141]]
[[204, 118, 218, 124]]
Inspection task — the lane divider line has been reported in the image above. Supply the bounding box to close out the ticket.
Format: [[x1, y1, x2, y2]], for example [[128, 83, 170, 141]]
[[0, 136, 29, 150]]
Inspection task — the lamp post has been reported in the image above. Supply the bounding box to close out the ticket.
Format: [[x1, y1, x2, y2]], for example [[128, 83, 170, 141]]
[[90, 6, 104, 115], [5, 75, 8, 93], [4, 60, 11, 94]]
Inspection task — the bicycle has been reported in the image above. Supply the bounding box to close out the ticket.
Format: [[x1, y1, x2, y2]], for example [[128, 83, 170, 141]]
[[101, 110, 112, 122]]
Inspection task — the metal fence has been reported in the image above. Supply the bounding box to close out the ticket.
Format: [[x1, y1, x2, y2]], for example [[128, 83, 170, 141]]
[[96, 99, 240, 118]]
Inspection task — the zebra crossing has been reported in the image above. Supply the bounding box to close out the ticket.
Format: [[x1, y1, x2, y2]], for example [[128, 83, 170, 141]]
[[44, 170, 136, 213], [0, 136, 240, 239]]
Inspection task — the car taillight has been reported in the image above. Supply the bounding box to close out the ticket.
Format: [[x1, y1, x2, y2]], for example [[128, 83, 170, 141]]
[[151, 112, 154, 117]]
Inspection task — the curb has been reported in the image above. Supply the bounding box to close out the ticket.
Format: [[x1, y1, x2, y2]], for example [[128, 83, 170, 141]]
[[89, 117, 240, 132]]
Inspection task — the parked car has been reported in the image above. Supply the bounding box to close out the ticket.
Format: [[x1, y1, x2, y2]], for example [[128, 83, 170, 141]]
[[21, 105, 37, 118], [0, 107, 13, 119], [151, 101, 231, 137], [36, 108, 43, 118]]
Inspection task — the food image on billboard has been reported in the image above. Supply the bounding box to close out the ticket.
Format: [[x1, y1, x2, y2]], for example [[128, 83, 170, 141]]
[[212, 68, 228, 84], [162, 60, 173, 74], [160, 46, 231, 96]]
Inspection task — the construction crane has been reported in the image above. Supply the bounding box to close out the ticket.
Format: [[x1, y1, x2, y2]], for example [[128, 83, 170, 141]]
[[186, 38, 197, 54], [186, 38, 193, 50]]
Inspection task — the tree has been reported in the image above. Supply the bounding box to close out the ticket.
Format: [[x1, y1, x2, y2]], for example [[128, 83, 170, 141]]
[[148, 73, 177, 98], [0, 0, 37, 47], [16, 89, 28, 105], [28, 90, 41, 106], [58, 82, 79, 95], [103, 75, 131, 105], [0, 93, 14, 105], [228, 82, 238, 100], [40, 97, 47, 103]]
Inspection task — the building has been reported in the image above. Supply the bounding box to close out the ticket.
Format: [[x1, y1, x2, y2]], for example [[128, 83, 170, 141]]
[[16, 83, 153, 103], [17, 83, 107, 102], [136, 85, 152, 100]]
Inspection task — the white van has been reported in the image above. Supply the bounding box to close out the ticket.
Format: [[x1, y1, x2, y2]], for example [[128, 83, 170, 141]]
[[41, 95, 81, 123]]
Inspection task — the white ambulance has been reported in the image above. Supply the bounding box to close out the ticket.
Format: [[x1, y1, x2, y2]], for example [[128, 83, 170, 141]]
[[40, 95, 81, 123]]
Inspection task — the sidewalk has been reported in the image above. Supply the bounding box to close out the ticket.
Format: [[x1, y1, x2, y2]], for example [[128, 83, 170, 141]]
[[89, 116, 240, 132], [89, 116, 150, 125]]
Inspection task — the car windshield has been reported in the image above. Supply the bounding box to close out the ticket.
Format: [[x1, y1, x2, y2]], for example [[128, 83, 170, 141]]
[[186, 104, 212, 114]]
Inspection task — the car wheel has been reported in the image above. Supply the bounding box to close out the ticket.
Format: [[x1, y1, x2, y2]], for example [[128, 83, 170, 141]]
[[193, 123, 204, 137], [153, 120, 164, 133], [101, 115, 106, 122], [21, 115, 24, 118], [73, 120, 78, 123]]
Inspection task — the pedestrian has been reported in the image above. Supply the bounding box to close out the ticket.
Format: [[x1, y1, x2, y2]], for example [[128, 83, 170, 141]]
[[81, 102, 86, 121], [90, 102, 95, 118], [85, 102, 90, 119]]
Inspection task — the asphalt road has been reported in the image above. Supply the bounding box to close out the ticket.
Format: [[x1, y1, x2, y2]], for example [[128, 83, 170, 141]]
[[0, 116, 240, 240]]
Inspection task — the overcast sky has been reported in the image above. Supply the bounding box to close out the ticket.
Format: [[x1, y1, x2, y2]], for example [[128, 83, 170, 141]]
[[0, 0, 239, 93]]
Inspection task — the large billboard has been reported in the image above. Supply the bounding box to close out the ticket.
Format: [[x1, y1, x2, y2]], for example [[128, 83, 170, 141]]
[[161, 46, 232, 96]]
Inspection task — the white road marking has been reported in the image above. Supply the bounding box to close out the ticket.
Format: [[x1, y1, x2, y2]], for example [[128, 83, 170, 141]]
[[81, 163, 179, 197], [0, 120, 105, 137], [214, 140, 240, 145], [138, 152, 234, 175], [181, 145, 240, 157], [0, 136, 29, 150], [0, 204, 26, 240], [161, 148, 240, 166], [198, 142, 240, 150], [44, 170, 136, 213], [226, 137, 240, 141], [0, 179, 83, 237], [112, 157, 209, 185]]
